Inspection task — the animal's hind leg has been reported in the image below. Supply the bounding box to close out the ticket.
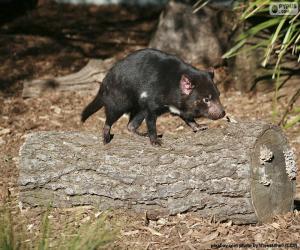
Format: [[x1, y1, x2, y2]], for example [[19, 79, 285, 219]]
[[127, 110, 146, 136], [103, 107, 124, 144], [145, 111, 160, 145], [128, 110, 163, 138]]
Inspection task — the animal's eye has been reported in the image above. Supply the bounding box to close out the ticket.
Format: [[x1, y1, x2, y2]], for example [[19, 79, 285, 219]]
[[203, 97, 210, 103]]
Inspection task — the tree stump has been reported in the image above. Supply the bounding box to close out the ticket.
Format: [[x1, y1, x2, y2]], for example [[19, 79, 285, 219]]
[[18, 122, 297, 224], [22, 58, 115, 98], [149, 0, 235, 66]]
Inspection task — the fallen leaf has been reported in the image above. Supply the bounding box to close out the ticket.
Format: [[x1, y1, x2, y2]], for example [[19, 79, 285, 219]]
[[121, 230, 140, 236], [201, 231, 219, 242], [224, 220, 233, 227], [94, 211, 103, 218], [254, 233, 263, 242], [271, 222, 280, 229], [141, 226, 163, 236], [0, 128, 10, 136], [81, 216, 91, 223]]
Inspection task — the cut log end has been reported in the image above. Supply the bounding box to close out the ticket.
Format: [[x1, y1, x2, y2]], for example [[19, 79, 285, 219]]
[[251, 127, 296, 222]]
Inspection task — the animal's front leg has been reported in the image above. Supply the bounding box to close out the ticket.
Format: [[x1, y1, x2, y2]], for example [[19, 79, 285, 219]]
[[180, 117, 208, 132], [127, 110, 147, 136], [145, 112, 161, 146]]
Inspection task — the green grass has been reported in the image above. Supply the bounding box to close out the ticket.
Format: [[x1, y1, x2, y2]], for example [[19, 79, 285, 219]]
[[0, 205, 23, 250], [60, 216, 116, 250], [0, 205, 117, 250]]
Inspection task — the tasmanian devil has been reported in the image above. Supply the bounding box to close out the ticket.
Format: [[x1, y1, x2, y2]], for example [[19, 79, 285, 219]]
[[81, 48, 225, 145]]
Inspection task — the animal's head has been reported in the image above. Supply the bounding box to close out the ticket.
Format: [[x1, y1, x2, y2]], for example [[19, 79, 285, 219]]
[[180, 68, 225, 120]]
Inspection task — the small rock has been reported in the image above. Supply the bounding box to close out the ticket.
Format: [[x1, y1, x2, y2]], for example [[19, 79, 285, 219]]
[[175, 126, 184, 131], [21, 134, 28, 140], [50, 105, 61, 114], [157, 218, 168, 225], [27, 224, 34, 232]]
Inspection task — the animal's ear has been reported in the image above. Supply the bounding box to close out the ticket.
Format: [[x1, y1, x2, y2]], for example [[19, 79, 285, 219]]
[[180, 75, 193, 95], [208, 67, 214, 79]]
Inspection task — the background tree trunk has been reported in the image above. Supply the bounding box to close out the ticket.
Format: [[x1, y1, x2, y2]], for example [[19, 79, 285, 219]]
[[18, 122, 296, 224]]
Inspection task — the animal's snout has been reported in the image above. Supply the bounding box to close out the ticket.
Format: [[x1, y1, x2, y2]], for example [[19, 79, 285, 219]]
[[220, 109, 226, 118], [208, 101, 225, 120], [211, 109, 225, 120]]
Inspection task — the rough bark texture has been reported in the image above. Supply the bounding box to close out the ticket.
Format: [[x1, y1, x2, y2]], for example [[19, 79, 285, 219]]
[[149, 0, 235, 66], [22, 58, 115, 98], [18, 122, 296, 224]]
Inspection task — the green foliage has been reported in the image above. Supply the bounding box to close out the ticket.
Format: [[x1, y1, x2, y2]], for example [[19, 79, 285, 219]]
[[0, 206, 22, 250], [194, 0, 300, 127], [60, 215, 116, 250], [0, 205, 116, 250], [284, 113, 300, 128], [225, 0, 300, 77], [38, 208, 50, 250]]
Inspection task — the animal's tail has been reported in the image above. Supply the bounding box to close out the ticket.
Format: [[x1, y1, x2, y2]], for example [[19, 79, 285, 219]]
[[81, 92, 104, 123]]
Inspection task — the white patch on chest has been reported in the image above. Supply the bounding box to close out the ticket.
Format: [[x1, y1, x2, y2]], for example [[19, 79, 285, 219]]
[[140, 91, 148, 99], [168, 105, 181, 115]]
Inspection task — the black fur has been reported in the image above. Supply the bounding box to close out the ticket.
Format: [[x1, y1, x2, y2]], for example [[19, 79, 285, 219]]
[[82, 48, 225, 145]]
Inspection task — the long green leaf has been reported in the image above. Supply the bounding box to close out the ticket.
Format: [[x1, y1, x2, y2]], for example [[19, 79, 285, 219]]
[[222, 40, 268, 58], [222, 39, 246, 58], [193, 0, 211, 13], [241, 0, 270, 20], [273, 24, 297, 78], [236, 18, 281, 42], [284, 114, 300, 128], [262, 16, 287, 66]]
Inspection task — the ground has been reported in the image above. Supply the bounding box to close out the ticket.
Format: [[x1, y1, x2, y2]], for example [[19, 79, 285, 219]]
[[0, 1, 300, 249]]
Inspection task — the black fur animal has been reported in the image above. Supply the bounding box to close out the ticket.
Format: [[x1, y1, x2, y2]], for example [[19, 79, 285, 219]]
[[81, 49, 225, 145]]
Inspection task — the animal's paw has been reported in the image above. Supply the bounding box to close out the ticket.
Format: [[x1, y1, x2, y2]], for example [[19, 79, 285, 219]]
[[193, 124, 208, 132], [150, 138, 162, 146], [103, 134, 113, 144]]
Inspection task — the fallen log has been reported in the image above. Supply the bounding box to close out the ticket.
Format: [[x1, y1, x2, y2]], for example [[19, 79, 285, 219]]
[[18, 122, 297, 224], [22, 58, 115, 98]]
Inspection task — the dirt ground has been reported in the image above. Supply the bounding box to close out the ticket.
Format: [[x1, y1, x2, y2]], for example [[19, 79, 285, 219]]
[[0, 1, 300, 249]]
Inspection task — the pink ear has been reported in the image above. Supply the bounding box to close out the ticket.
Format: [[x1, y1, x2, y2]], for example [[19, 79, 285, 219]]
[[180, 75, 193, 95]]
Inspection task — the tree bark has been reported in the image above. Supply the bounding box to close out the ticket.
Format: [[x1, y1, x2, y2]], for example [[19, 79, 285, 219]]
[[18, 122, 296, 224], [22, 58, 115, 98]]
